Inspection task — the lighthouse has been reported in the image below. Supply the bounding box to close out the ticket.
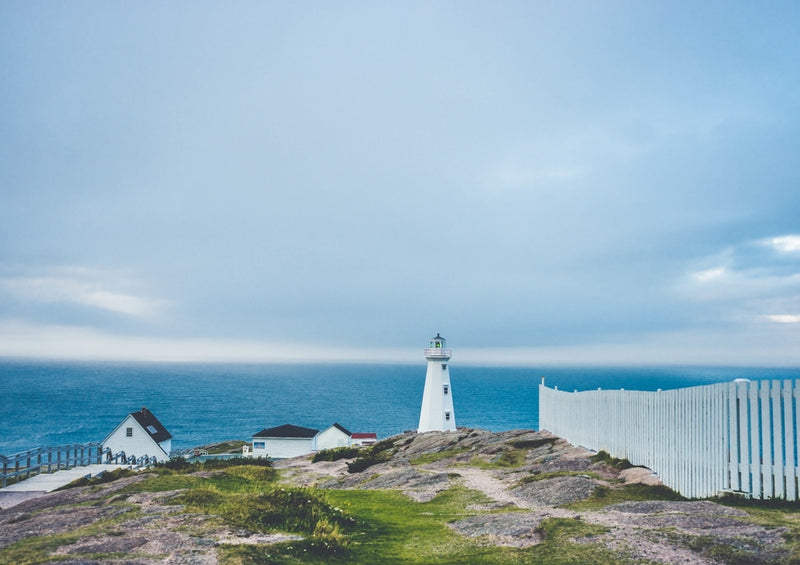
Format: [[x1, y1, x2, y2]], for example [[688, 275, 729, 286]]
[[417, 333, 457, 433]]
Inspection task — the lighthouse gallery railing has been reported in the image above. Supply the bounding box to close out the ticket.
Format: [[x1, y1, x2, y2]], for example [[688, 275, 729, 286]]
[[539, 379, 800, 500]]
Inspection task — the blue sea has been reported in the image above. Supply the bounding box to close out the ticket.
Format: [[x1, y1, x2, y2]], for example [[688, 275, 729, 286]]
[[1, 360, 799, 456]]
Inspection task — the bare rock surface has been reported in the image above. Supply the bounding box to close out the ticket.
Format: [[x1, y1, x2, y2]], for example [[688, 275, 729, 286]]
[[619, 465, 662, 485], [510, 475, 601, 507], [449, 512, 550, 547]]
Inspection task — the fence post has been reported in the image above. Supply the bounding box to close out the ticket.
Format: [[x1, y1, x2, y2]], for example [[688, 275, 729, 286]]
[[783, 380, 797, 500]]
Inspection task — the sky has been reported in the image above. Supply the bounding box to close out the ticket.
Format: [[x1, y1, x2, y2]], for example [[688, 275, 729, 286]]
[[1, 2, 799, 366]]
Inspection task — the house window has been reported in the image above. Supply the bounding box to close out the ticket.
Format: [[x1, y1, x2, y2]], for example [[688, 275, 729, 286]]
[[146, 425, 157, 434], [126, 427, 133, 437], [442, 363, 447, 370], [443, 385, 449, 395], [445, 412, 451, 421], [253, 442, 265, 449]]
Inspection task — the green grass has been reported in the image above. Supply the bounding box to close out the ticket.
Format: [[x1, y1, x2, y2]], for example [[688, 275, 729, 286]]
[[120, 470, 204, 493], [590, 450, 635, 470], [530, 517, 618, 564], [471, 448, 527, 469], [218, 486, 623, 565], [409, 447, 470, 465], [565, 483, 686, 511], [515, 470, 602, 486]]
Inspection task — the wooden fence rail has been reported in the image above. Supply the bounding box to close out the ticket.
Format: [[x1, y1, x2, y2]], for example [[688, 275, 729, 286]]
[[0, 443, 105, 487], [539, 378, 800, 500]]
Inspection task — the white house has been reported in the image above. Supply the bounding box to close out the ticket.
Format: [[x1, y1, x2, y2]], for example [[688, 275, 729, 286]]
[[244, 423, 380, 459], [102, 407, 172, 463], [315, 423, 352, 451], [247, 424, 319, 459], [351, 432, 378, 447]]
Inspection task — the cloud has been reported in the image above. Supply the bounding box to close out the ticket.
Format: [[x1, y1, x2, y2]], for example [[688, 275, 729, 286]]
[[0, 267, 168, 320], [0, 321, 415, 363], [691, 267, 727, 284], [678, 234, 800, 328], [765, 235, 800, 254], [3, 318, 799, 366], [764, 314, 800, 324]]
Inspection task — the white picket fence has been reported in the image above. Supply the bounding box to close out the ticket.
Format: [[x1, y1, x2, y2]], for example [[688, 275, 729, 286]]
[[539, 378, 800, 500]]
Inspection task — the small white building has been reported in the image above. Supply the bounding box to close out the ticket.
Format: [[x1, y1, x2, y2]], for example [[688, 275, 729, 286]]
[[244, 423, 380, 459], [351, 432, 378, 447], [102, 407, 172, 463], [248, 424, 319, 459], [315, 423, 352, 451]]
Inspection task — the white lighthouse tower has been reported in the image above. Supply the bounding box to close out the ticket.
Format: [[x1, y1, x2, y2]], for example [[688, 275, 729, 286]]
[[417, 333, 456, 433]]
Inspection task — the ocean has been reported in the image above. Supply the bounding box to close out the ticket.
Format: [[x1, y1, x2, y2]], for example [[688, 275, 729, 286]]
[[1, 360, 799, 455]]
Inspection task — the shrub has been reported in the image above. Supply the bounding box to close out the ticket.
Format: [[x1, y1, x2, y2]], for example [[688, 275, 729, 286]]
[[343, 438, 398, 473], [346, 452, 390, 473], [160, 457, 191, 471], [509, 437, 558, 450], [312, 446, 361, 463], [369, 438, 397, 454], [174, 485, 355, 556], [202, 456, 272, 470], [591, 450, 634, 470]]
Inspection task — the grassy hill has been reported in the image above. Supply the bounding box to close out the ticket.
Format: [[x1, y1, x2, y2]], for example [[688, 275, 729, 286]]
[[2, 429, 800, 564]]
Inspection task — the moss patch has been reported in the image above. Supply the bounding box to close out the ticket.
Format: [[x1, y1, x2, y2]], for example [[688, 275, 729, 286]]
[[566, 483, 685, 511], [409, 447, 471, 466]]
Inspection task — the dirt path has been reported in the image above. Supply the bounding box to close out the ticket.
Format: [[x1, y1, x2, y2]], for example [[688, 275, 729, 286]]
[[451, 467, 534, 508], [448, 466, 576, 519]]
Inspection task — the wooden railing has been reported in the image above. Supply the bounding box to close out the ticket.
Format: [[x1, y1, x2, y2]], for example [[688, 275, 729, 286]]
[[0, 444, 159, 487], [1, 443, 104, 487]]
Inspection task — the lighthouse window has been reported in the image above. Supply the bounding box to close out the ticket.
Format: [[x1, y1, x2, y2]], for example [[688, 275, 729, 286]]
[[442, 363, 447, 370], [445, 412, 451, 421], [443, 385, 449, 395], [126, 427, 133, 437]]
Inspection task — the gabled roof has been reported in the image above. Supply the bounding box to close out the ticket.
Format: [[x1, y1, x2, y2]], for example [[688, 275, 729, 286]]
[[332, 423, 352, 436], [131, 407, 172, 443], [351, 433, 378, 439], [253, 424, 319, 439]]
